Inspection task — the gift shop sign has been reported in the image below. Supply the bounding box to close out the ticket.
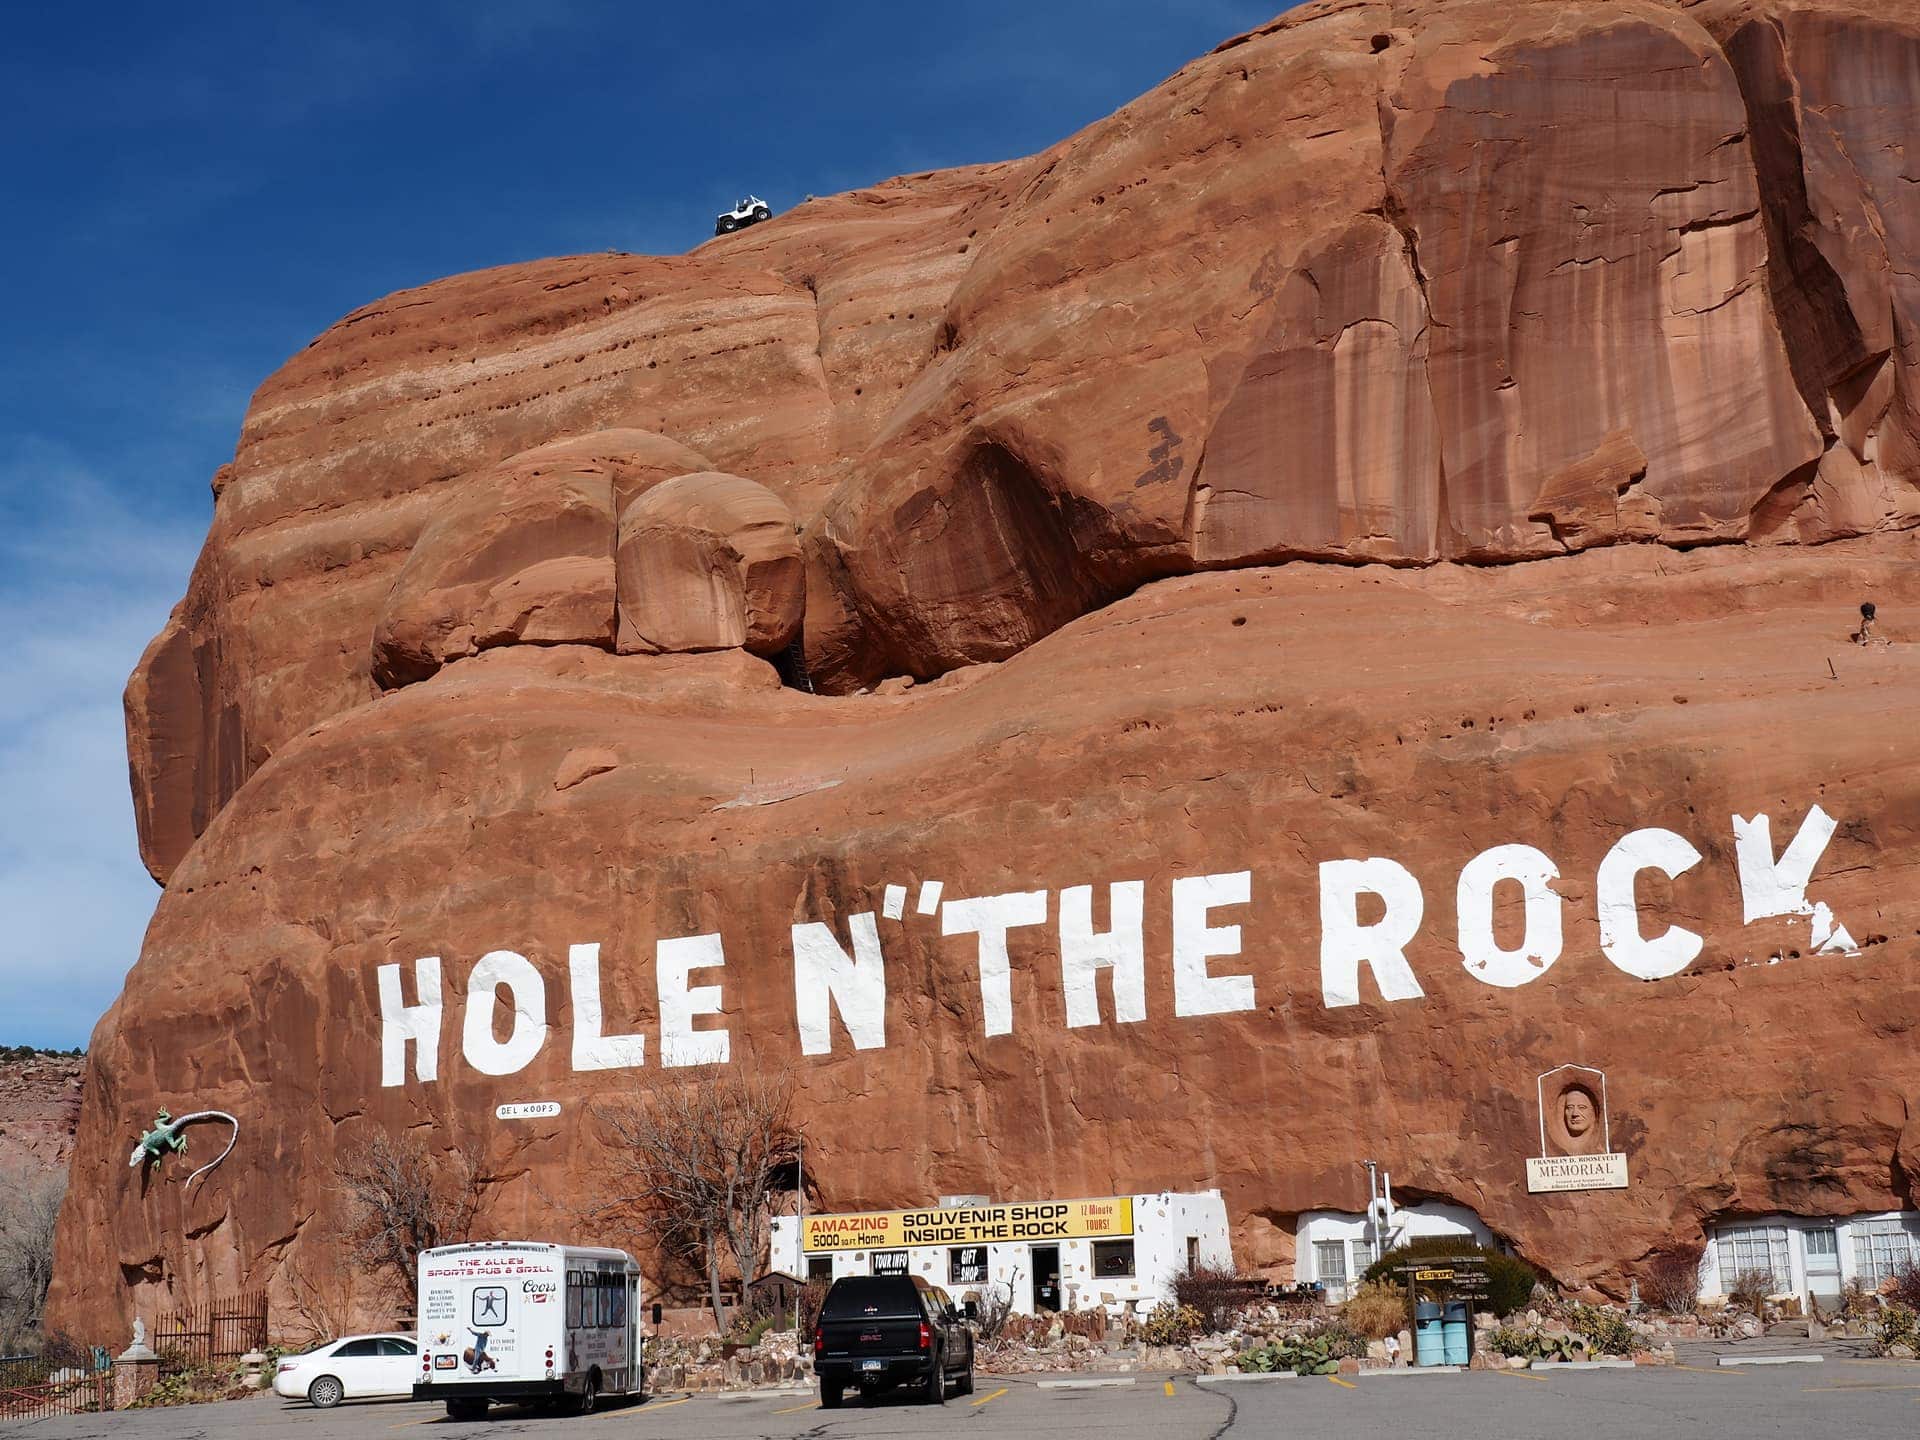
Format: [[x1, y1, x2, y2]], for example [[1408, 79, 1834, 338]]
[[801, 1198, 1134, 1253], [370, 804, 1865, 1088]]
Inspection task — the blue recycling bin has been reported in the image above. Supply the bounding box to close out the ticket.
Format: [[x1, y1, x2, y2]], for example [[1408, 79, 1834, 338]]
[[1414, 1301, 1446, 1367], [1442, 1300, 1470, 1365]]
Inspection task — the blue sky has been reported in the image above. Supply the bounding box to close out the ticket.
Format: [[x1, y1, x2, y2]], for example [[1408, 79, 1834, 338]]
[[0, 0, 1282, 1050]]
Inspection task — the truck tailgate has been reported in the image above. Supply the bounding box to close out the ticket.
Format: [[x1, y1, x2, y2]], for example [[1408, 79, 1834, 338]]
[[818, 1316, 922, 1357]]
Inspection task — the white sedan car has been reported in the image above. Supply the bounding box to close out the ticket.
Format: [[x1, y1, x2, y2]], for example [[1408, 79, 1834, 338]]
[[273, 1333, 418, 1407]]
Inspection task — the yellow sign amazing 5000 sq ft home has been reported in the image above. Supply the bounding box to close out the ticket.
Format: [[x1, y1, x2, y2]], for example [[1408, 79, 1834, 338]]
[[801, 1197, 1135, 1252]]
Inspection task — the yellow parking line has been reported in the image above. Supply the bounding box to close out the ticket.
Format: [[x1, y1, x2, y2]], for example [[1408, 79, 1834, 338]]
[[971, 1386, 1009, 1408], [1164, 1380, 1176, 1397], [1804, 1383, 1920, 1392], [389, 1419, 440, 1431], [771, 1399, 820, 1414], [1327, 1375, 1357, 1389], [583, 1393, 693, 1421], [1673, 1364, 1743, 1376], [1493, 1367, 1547, 1382]]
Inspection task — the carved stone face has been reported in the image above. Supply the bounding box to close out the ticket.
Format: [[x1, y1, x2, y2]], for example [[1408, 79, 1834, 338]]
[[1563, 1089, 1597, 1139]]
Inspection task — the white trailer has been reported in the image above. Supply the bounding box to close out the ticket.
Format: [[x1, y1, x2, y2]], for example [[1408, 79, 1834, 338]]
[[413, 1241, 642, 1418]]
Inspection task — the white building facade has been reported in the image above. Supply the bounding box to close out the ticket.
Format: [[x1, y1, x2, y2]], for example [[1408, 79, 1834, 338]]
[[1293, 1203, 1495, 1302], [1699, 1211, 1920, 1310], [770, 1190, 1232, 1318]]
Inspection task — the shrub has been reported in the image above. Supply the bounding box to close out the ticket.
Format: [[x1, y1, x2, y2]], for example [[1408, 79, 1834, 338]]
[[1888, 1263, 1920, 1315], [1642, 1247, 1703, 1315], [1142, 1302, 1205, 1346], [1569, 1303, 1634, 1356], [1878, 1302, 1919, 1356], [1726, 1268, 1774, 1313], [1360, 1238, 1539, 1317], [1341, 1280, 1409, 1339], [1486, 1325, 1583, 1363], [971, 1281, 1017, 1342], [1171, 1263, 1259, 1333], [1234, 1325, 1365, 1377]]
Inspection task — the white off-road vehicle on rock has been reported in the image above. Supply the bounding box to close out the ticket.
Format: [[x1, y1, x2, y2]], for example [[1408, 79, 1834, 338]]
[[714, 195, 772, 235]]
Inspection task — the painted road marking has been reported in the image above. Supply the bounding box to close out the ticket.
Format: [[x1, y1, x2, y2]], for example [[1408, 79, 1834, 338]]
[[1493, 1368, 1547, 1382], [1327, 1375, 1357, 1389], [771, 1399, 821, 1414], [971, 1386, 1009, 1408], [389, 1419, 441, 1431], [1674, 1364, 1744, 1376], [1164, 1380, 1177, 1397], [1803, 1383, 1920, 1392], [584, 1394, 694, 1421]]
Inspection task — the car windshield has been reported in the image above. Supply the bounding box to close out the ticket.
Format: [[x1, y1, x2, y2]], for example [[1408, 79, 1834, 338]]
[[820, 1277, 922, 1320]]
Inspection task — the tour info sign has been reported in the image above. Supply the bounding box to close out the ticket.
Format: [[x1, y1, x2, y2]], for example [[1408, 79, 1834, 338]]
[[802, 1197, 1134, 1253]]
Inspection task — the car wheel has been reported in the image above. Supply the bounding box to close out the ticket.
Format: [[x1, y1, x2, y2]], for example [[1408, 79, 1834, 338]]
[[752, 207, 769, 221], [925, 1356, 946, 1405], [577, 1370, 599, 1415], [718, 217, 739, 233], [307, 1374, 344, 1409], [820, 1380, 843, 1409]]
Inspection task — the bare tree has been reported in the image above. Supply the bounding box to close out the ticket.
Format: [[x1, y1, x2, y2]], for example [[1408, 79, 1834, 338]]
[[338, 1133, 485, 1307], [0, 1167, 65, 1349], [593, 1064, 797, 1332]]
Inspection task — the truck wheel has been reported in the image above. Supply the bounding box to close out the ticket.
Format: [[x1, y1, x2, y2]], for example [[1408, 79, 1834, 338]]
[[924, 1357, 946, 1405], [307, 1375, 343, 1408], [820, 1380, 843, 1409], [958, 1358, 974, 1395], [445, 1397, 487, 1420], [577, 1370, 599, 1414]]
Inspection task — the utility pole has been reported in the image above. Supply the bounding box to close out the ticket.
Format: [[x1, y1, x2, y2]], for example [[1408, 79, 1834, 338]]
[[794, 1130, 805, 1334]]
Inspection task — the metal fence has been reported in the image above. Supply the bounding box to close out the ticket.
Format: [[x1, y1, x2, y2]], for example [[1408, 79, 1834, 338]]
[[153, 1290, 270, 1368], [0, 1353, 111, 1420]]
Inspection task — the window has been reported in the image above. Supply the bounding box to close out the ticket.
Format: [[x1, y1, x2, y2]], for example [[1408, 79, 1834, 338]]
[[950, 1247, 987, 1285], [1717, 1225, 1791, 1293], [1092, 1241, 1135, 1279], [1805, 1227, 1839, 1259], [1187, 1237, 1200, 1272], [335, 1339, 380, 1358], [1853, 1220, 1919, 1286], [872, 1250, 909, 1276], [1314, 1240, 1348, 1287], [807, 1255, 834, 1284], [379, 1339, 416, 1357]]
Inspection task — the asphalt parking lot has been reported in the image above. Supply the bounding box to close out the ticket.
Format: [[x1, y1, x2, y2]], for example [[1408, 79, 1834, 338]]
[[10, 1361, 1920, 1439]]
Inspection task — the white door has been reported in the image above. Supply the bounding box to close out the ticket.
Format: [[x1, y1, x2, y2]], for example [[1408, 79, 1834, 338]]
[[1804, 1228, 1841, 1309], [328, 1338, 385, 1396], [376, 1337, 417, 1395]]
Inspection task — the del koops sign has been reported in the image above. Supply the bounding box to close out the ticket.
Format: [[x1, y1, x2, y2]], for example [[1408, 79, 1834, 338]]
[[372, 804, 1864, 1088]]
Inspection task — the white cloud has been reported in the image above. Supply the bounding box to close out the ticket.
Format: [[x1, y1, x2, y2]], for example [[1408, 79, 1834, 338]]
[[0, 442, 202, 1049]]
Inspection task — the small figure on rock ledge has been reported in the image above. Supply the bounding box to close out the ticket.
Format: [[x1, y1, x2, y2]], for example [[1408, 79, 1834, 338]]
[[1855, 601, 1888, 646]]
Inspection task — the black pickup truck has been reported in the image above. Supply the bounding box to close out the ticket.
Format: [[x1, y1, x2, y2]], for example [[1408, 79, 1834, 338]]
[[811, 1275, 975, 1407]]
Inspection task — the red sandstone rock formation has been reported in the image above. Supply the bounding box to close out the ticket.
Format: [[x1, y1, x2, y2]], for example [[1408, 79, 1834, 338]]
[[0, 1055, 85, 1176], [56, 0, 1920, 1339]]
